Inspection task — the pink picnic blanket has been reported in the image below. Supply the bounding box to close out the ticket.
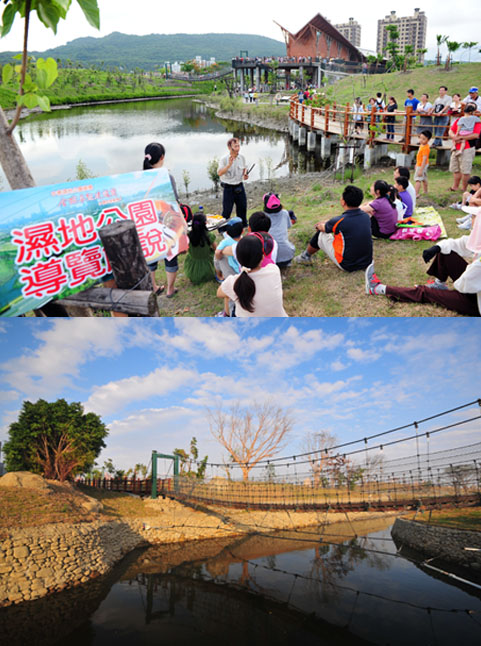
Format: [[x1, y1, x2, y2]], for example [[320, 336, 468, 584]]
[[390, 225, 442, 241]]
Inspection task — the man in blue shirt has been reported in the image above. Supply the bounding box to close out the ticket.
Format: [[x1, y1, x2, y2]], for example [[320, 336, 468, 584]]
[[400, 89, 420, 142]]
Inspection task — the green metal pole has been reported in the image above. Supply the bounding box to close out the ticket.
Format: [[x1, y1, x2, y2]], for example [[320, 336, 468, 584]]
[[174, 453, 179, 493], [151, 450, 157, 499]]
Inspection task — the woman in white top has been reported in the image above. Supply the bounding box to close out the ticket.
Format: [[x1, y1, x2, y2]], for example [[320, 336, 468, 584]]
[[217, 235, 288, 317], [416, 93, 433, 133]]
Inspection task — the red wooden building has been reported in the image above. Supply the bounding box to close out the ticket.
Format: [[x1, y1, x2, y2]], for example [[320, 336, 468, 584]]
[[278, 13, 363, 63]]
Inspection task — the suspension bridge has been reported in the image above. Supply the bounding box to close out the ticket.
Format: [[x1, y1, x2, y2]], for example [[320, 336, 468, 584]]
[[84, 399, 481, 514]]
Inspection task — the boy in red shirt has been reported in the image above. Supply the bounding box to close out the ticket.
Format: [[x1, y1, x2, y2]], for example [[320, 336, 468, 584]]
[[414, 129, 432, 196]]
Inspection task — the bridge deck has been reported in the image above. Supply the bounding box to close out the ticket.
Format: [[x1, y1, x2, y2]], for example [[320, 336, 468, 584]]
[[290, 98, 453, 152]]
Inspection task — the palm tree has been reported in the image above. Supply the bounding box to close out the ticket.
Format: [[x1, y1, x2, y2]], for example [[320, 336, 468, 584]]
[[435, 35, 448, 66], [403, 45, 414, 73], [462, 41, 478, 63], [445, 41, 461, 70]]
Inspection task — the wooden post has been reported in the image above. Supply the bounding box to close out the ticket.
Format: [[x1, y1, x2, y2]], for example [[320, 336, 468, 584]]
[[301, 103, 305, 124], [325, 104, 330, 132], [369, 107, 376, 146], [404, 106, 413, 154], [99, 220, 152, 291], [57, 286, 158, 316], [344, 103, 350, 138], [310, 105, 315, 129]]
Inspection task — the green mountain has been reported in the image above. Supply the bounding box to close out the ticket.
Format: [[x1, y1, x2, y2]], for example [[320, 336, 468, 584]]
[[0, 32, 286, 69]]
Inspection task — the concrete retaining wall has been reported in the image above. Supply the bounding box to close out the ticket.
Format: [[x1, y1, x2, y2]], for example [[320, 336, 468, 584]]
[[391, 517, 481, 570]]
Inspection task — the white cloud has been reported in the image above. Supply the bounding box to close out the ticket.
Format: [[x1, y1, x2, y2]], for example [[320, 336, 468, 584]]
[[347, 347, 380, 362], [0, 390, 20, 403], [84, 366, 199, 416], [257, 325, 345, 371], [331, 360, 347, 372], [0, 319, 132, 398], [108, 406, 197, 436]]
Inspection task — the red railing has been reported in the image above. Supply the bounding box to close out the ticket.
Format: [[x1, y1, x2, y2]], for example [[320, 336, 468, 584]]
[[288, 96, 453, 152]]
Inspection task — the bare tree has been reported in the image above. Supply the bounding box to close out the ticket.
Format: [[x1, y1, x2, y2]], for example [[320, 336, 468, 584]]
[[207, 402, 293, 481], [303, 431, 338, 487]]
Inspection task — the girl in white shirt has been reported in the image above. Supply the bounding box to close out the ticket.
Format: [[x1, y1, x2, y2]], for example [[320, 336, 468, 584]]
[[217, 235, 288, 317]]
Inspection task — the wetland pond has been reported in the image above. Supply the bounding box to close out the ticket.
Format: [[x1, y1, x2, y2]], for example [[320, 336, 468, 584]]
[[1, 516, 480, 645], [0, 98, 323, 194]]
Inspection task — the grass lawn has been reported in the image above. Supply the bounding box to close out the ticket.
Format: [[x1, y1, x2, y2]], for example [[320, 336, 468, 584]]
[[412, 506, 481, 531], [78, 486, 149, 519], [0, 488, 96, 536], [0, 486, 164, 537], [312, 62, 481, 107], [154, 156, 480, 317]]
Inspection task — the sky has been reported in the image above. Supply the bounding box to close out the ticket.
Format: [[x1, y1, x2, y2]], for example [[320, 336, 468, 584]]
[[0, 317, 480, 478], [0, 1, 480, 62]]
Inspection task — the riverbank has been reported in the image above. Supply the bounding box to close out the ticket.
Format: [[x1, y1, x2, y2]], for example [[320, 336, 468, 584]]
[[392, 516, 481, 572], [199, 96, 289, 133], [0, 67, 213, 110], [0, 481, 402, 607]]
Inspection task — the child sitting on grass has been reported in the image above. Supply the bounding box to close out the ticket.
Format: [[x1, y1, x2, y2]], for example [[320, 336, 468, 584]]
[[183, 213, 217, 284], [262, 192, 295, 269], [394, 176, 414, 220], [217, 235, 288, 317], [214, 217, 243, 281]]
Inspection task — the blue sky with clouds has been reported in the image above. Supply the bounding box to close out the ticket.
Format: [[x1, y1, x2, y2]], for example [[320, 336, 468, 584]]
[[0, 318, 480, 476]]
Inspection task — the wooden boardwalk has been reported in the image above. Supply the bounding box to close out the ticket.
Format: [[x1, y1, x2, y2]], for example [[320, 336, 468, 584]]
[[289, 97, 452, 154]]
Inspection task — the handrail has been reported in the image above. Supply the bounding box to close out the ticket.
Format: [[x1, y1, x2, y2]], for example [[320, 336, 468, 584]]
[[288, 96, 451, 150]]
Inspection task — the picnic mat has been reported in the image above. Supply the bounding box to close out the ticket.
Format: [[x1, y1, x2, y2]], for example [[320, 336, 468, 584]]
[[390, 206, 447, 241]]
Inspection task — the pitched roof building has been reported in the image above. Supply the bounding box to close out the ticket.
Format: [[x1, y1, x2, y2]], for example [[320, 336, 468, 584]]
[[277, 13, 364, 63]]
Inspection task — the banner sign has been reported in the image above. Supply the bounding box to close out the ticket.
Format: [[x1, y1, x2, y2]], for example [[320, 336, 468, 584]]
[[0, 169, 188, 317]]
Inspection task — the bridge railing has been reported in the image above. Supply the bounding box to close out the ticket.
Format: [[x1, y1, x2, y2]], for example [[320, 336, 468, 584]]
[[289, 97, 452, 152], [82, 466, 481, 511]]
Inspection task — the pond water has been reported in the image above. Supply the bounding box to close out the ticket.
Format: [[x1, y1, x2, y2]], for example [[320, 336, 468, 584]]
[[1, 517, 480, 646], [1, 98, 322, 193]]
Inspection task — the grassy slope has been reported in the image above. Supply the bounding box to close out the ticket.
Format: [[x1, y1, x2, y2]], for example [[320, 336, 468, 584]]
[[411, 506, 481, 530], [0, 69, 212, 110], [326, 62, 481, 105]]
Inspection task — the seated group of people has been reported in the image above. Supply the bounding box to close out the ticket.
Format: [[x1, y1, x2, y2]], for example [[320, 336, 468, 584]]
[[143, 143, 480, 318], [182, 192, 295, 317]]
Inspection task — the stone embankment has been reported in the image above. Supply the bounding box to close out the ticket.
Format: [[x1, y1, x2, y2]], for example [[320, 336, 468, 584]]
[[0, 487, 401, 608], [199, 99, 289, 133], [391, 517, 481, 570], [0, 520, 144, 606]]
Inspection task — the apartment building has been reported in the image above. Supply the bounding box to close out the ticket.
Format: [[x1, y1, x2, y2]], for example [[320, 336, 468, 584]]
[[334, 18, 361, 48], [377, 8, 427, 62]]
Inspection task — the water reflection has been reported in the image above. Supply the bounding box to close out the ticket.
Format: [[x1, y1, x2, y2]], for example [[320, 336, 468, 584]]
[[1, 99, 296, 192], [1, 515, 480, 645]]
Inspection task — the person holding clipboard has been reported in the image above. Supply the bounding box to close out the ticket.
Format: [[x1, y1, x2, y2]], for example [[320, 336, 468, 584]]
[[218, 137, 253, 227]]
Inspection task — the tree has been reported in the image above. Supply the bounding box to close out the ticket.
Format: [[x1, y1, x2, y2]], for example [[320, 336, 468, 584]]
[[384, 24, 400, 70], [445, 41, 461, 70], [207, 157, 220, 195], [4, 398, 108, 481], [435, 35, 448, 66], [0, 0, 100, 189], [303, 431, 337, 487], [402, 45, 414, 73], [207, 402, 293, 481], [174, 436, 208, 479], [461, 41, 478, 63]]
